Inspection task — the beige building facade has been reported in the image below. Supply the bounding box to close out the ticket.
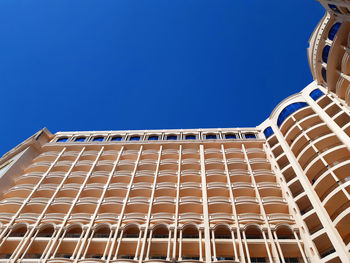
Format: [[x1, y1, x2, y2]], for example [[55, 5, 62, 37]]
[[0, 1, 349, 263]]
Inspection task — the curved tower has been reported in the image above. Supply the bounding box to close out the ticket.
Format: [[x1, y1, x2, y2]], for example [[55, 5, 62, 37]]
[[308, 1, 350, 105], [260, 82, 350, 263]]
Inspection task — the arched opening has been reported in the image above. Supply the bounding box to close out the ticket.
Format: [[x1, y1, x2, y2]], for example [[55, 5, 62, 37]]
[[153, 225, 169, 238], [276, 225, 294, 239], [9, 224, 28, 237], [37, 225, 55, 237], [213, 225, 235, 261], [123, 225, 140, 238], [215, 225, 231, 239], [182, 225, 199, 239], [245, 225, 263, 239], [117, 225, 140, 259], [65, 225, 83, 238], [93, 225, 110, 238], [149, 225, 170, 260]]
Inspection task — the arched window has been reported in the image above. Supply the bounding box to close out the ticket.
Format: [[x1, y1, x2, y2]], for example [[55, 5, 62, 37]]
[[309, 89, 324, 101], [166, 135, 177, 140], [206, 134, 217, 140], [322, 45, 331, 63], [182, 225, 199, 238], [263, 127, 274, 139], [65, 225, 82, 238], [225, 133, 236, 139], [75, 137, 86, 142], [93, 136, 104, 142], [10, 224, 27, 237], [277, 102, 308, 127], [111, 136, 122, 141], [245, 133, 256, 139], [37, 225, 54, 237], [153, 225, 169, 238], [185, 134, 196, 140], [56, 137, 68, 142], [148, 135, 159, 141], [129, 135, 141, 141], [328, 22, 341, 40], [245, 225, 263, 239]]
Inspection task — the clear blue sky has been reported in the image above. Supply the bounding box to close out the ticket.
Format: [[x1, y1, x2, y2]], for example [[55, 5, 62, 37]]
[[0, 1, 324, 155]]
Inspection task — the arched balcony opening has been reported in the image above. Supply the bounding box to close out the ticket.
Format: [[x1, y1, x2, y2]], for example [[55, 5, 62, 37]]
[[65, 225, 83, 238], [213, 225, 235, 261], [37, 224, 55, 237], [123, 224, 140, 238], [148, 225, 170, 260], [182, 225, 199, 239], [275, 225, 294, 239], [152, 224, 169, 239], [9, 224, 28, 237], [244, 225, 263, 239], [116, 225, 140, 260], [93, 225, 111, 238], [179, 224, 202, 261], [214, 225, 231, 239]]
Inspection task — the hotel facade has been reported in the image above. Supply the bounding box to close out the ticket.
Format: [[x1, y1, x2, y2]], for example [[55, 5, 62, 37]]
[[0, 1, 350, 263]]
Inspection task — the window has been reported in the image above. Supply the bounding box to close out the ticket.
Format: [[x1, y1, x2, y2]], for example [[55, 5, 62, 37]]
[[277, 102, 308, 127], [328, 22, 341, 41], [148, 135, 158, 141], [129, 135, 141, 141], [111, 136, 122, 141], [328, 4, 341, 13], [56, 137, 68, 142], [310, 89, 324, 101], [263, 127, 274, 139], [166, 135, 177, 140], [206, 134, 216, 139], [93, 136, 104, 142], [225, 133, 236, 139], [185, 134, 196, 140], [322, 45, 331, 63], [75, 137, 86, 142], [245, 133, 256, 139], [321, 67, 327, 83]]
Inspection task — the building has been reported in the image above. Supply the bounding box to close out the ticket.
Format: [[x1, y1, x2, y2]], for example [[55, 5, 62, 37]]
[[308, 0, 350, 106], [0, 2, 349, 263]]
